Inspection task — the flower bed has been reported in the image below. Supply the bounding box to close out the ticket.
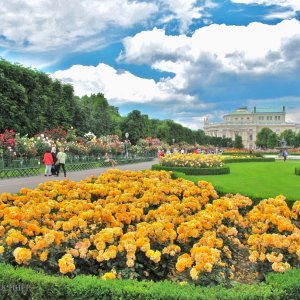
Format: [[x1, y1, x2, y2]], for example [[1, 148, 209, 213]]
[[159, 153, 225, 168], [0, 170, 299, 286]]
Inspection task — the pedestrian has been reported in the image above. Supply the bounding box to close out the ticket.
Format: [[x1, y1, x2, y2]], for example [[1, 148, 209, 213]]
[[282, 150, 288, 162], [56, 147, 67, 177], [51, 144, 57, 163], [43, 149, 54, 176], [103, 152, 117, 166]]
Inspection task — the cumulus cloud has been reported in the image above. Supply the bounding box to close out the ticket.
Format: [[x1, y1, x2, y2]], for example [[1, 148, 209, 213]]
[[51, 63, 194, 104], [230, 0, 300, 18], [0, 0, 158, 52], [159, 0, 218, 33], [120, 19, 300, 93]]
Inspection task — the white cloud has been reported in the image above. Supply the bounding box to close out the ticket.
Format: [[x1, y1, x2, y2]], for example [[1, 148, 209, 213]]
[[0, 0, 158, 52], [51, 63, 194, 104], [120, 19, 300, 93], [230, 0, 300, 17], [287, 108, 300, 124], [159, 0, 214, 33]]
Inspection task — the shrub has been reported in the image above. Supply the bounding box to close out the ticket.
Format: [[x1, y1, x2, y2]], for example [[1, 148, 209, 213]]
[[224, 158, 275, 163], [152, 164, 230, 175], [295, 168, 300, 176], [2, 263, 300, 299]]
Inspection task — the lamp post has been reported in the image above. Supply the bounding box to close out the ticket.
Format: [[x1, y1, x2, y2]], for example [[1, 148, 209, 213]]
[[125, 132, 129, 158], [172, 138, 175, 144]]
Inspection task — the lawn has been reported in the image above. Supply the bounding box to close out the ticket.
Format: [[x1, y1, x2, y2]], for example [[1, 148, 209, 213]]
[[178, 160, 300, 201]]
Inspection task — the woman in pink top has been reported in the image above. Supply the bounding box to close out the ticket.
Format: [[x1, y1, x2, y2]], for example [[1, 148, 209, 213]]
[[43, 150, 54, 176]]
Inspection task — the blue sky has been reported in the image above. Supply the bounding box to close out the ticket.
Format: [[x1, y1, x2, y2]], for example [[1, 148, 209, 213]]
[[1, 0, 300, 129]]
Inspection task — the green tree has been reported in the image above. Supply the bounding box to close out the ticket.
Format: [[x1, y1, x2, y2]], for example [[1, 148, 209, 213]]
[[256, 128, 273, 148], [267, 132, 278, 149], [280, 129, 296, 147], [294, 131, 300, 148], [121, 110, 150, 144], [234, 135, 244, 149]]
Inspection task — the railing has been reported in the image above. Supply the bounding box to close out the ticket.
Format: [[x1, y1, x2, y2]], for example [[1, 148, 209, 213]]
[[0, 158, 40, 179], [0, 156, 155, 179], [65, 156, 154, 171]]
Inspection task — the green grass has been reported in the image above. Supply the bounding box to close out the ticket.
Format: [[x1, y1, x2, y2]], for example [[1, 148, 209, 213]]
[[178, 160, 300, 201]]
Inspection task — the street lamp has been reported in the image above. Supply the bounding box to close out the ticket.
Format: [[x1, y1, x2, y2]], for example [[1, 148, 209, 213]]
[[172, 138, 175, 144], [125, 132, 129, 158]]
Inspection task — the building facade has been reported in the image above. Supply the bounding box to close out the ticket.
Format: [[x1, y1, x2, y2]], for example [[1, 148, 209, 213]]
[[203, 106, 300, 149]]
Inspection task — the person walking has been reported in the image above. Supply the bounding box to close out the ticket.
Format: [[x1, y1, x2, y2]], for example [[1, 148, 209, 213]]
[[43, 149, 54, 176], [56, 147, 67, 177], [282, 150, 288, 162]]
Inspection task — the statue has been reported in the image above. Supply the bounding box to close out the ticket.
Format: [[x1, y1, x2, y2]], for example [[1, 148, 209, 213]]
[[280, 138, 287, 147]]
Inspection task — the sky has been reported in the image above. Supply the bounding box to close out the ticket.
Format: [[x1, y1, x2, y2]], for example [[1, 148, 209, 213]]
[[1, 0, 300, 130]]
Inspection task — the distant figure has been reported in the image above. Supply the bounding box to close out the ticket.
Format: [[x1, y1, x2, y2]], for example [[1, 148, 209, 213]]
[[104, 152, 117, 166], [282, 150, 288, 162], [56, 147, 67, 177], [181, 149, 185, 154], [43, 149, 54, 176]]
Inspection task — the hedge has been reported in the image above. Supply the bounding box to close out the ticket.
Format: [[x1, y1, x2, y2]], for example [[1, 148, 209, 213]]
[[224, 158, 275, 163], [1, 263, 300, 299], [152, 164, 230, 175], [295, 167, 300, 176]]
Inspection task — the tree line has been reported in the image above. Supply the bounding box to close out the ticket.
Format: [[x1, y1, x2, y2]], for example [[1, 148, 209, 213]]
[[256, 127, 300, 148], [0, 59, 234, 146]]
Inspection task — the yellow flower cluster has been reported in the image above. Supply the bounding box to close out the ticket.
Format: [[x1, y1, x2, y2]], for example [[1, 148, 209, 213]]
[[0, 169, 299, 282], [13, 247, 32, 265], [247, 197, 300, 271], [160, 153, 224, 168], [58, 254, 76, 274]]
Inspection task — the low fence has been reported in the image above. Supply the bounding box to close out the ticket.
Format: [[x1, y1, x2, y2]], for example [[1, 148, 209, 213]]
[[0, 158, 40, 179], [0, 156, 155, 179]]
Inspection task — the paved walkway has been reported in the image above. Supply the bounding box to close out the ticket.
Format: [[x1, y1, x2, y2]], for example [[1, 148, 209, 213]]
[[0, 159, 159, 194]]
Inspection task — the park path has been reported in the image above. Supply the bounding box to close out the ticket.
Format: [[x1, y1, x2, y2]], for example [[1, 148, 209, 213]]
[[0, 159, 158, 194]]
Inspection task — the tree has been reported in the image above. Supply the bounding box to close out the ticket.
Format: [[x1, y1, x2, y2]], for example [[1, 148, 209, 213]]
[[234, 135, 244, 149], [121, 110, 150, 144], [280, 129, 296, 147], [256, 128, 273, 148], [294, 131, 300, 148], [267, 132, 278, 149]]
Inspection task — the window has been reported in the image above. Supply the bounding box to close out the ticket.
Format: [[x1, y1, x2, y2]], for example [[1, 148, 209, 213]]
[[249, 134, 253, 141], [278, 116, 281, 120]]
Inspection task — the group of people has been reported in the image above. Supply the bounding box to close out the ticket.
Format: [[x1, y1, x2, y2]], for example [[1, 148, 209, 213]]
[[42, 146, 67, 177], [43, 148, 119, 177]]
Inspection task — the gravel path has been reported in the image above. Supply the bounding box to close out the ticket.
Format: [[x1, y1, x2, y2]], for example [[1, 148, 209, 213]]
[[0, 159, 158, 194]]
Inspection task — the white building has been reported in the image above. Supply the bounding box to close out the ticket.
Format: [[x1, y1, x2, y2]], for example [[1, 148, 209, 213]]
[[203, 106, 300, 149]]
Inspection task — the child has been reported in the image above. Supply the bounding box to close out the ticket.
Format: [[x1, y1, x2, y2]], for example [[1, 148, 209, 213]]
[[43, 150, 54, 176]]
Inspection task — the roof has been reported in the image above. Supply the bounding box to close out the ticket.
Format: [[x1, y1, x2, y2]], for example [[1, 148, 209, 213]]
[[253, 107, 284, 113], [226, 107, 251, 115]]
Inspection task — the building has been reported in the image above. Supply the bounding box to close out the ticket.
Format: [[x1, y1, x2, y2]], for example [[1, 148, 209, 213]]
[[203, 106, 300, 149]]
